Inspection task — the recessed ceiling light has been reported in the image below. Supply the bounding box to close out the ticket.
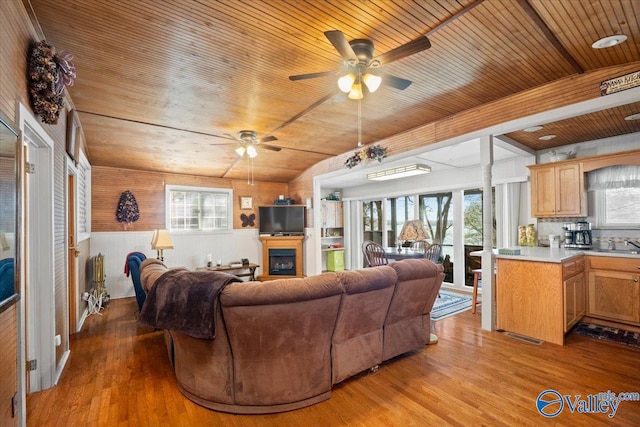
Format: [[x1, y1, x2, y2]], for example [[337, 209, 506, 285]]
[[538, 134, 556, 141], [523, 126, 543, 132], [592, 35, 628, 49], [624, 113, 640, 121]]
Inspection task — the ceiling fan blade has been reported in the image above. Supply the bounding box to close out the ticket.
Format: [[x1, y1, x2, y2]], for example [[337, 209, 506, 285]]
[[261, 144, 282, 152], [374, 35, 431, 65], [324, 30, 358, 62], [258, 135, 278, 143], [223, 132, 243, 142], [289, 70, 337, 81], [382, 74, 412, 90]]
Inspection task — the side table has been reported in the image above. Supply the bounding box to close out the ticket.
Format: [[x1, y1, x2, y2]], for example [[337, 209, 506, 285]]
[[196, 263, 259, 281]]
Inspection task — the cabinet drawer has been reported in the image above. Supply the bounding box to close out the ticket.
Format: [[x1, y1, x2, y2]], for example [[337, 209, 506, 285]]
[[588, 256, 640, 273], [562, 256, 584, 279]]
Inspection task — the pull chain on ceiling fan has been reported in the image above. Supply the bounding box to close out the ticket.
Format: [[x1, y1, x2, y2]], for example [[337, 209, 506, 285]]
[[358, 99, 363, 147]]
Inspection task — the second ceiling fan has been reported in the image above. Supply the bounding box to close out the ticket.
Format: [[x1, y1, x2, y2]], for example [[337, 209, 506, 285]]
[[224, 130, 282, 158], [289, 30, 431, 99]]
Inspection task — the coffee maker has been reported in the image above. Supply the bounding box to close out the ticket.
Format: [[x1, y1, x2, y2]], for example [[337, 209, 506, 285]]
[[563, 221, 592, 249]]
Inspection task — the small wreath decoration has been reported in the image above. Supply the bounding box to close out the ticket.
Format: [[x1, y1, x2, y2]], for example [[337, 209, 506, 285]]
[[28, 40, 76, 125]]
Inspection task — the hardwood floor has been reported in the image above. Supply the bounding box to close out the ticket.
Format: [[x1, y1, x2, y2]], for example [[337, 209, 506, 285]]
[[27, 298, 640, 426]]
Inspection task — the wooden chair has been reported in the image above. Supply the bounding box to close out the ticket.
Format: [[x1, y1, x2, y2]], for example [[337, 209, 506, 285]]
[[424, 243, 443, 264], [362, 240, 389, 267], [471, 269, 482, 314]]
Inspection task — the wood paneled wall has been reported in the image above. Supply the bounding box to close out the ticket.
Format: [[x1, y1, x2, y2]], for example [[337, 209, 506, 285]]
[[0, 305, 17, 427], [92, 166, 289, 232], [289, 61, 640, 202], [0, 2, 35, 425]]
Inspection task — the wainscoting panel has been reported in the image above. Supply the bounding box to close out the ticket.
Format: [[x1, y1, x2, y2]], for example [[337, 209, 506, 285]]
[[91, 229, 263, 299]]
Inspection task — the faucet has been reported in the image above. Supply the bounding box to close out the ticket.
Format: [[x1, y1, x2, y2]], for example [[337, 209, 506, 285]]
[[624, 240, 640, 250]]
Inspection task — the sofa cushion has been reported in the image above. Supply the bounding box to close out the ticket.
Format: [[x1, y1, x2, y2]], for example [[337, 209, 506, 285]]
[[332, 265, 397, 384], [220, 273, 343, 407], [383, 259, 444, 360]]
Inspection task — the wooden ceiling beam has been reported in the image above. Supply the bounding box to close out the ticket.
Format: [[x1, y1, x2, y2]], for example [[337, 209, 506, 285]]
[[426, 0, 486, 37], [516, 0, 584, 74]]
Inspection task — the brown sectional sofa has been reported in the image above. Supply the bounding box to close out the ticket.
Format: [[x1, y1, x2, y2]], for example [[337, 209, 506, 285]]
[[140, 258, 444, 414]]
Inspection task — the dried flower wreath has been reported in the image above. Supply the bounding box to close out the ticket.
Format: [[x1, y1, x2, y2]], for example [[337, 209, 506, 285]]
[[344, 144, 388, 169], [28, 40, 76, 124]]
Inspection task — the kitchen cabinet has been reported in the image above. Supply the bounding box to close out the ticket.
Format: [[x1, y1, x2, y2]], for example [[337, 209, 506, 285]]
[[564, 271, 585, 332], [586, 256, 640, 325], [528, 162, 585, 217], [321, 200, 343, 228], [496, 255, 584, 345], [321, 200, 344, 271]]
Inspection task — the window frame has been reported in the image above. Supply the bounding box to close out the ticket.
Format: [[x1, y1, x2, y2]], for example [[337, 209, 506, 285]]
[[165, 185, 233, 233], [595, 187, 640, 229]]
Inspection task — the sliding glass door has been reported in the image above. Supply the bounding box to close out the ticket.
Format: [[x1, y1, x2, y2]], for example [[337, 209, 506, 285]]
[[419, 192, 453, 281]]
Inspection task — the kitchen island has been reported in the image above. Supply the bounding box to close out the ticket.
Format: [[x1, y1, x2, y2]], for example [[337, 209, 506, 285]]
[[496, 247, 584, 345], [495, 246, 640, 345]]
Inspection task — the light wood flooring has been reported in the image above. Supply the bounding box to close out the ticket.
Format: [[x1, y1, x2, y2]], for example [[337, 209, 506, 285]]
[[27, 298, 640, 426]]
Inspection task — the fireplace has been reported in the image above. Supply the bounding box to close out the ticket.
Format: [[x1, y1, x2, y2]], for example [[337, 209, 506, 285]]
[[259, 235, 304, 281], [269, 248, 296, 276]]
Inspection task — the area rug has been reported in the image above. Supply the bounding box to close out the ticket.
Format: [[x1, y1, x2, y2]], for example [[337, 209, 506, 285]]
[[431, 290, 473, 321], [573, 322, 640, 349]]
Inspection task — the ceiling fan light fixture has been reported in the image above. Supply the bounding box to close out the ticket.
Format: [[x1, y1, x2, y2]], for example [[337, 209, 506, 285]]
[[235, 146, 246, 157], [348, 82, 363, 100], [338, 73, 356, 93], [363, 73, 382, 93], [591, 34, 627, 49], [246, 145, 258, 158]]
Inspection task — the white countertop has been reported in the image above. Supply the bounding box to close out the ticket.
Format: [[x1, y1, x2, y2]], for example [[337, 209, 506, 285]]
[[486, 246, 640, 263]]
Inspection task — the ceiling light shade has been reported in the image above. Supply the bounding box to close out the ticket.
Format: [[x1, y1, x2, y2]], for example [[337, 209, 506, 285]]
[[348, 82, 363, 100], [235, 146, 246, 156], [624, 113, 640, 121], [398, 219, 430, 243], [592, 34, 627, 49], [367, 164, 431, 181], [538, 134, 556, 141], [523, 125, 543, 132], [362, 73, 382, 93], [246, 145, 258, 158], [338, 73, 356, 93]]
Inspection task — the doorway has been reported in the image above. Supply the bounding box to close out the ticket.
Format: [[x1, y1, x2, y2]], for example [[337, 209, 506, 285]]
[[18, 104, 56, 395]]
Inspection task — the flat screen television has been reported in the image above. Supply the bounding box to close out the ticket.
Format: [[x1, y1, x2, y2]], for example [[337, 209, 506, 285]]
[[259, 205, 305, 236]]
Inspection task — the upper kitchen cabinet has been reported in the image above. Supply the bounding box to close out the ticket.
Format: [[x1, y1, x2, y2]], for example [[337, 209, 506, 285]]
[[529, 162, 585, 217]]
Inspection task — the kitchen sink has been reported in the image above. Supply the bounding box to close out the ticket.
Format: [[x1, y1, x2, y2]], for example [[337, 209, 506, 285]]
[[591, 249, 639, 255]]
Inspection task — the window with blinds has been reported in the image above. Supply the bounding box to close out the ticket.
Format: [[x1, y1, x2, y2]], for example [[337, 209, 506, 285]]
[[166, 185, 232, 231]]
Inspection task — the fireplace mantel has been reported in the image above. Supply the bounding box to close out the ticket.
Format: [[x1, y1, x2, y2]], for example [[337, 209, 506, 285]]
[[258, 235, 305, 281]]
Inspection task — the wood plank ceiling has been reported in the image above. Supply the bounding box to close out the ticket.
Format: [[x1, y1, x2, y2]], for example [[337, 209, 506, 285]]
[[28, 0, 640, 182]]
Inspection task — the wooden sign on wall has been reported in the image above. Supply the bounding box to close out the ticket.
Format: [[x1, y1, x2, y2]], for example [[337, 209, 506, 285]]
[[600, 70, 640, 96]]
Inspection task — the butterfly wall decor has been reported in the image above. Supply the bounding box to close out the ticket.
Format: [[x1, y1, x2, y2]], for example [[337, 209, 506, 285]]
[[240, 213, 256, 228]]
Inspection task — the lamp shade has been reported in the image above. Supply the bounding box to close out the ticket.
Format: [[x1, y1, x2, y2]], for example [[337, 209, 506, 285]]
[[398, 220, 429, 242], [151, 229, 174, 250], [0, 232, 8, 251]]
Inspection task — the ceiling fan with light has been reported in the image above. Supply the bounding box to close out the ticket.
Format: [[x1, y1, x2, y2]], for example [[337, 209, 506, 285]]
[[289, 30, 431, 99], [223, 130, 282, 158]]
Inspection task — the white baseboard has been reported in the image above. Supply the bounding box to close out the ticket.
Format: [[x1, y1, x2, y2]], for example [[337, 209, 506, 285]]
[[77, 307, 89, 331]]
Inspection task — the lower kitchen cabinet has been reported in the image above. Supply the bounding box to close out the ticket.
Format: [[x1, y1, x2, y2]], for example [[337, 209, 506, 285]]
[[587, 257, 640, 325], [564, 272, 585, 332]]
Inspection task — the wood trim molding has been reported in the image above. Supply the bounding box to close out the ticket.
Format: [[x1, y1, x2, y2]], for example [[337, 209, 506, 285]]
[[527, 148, 640, 172]]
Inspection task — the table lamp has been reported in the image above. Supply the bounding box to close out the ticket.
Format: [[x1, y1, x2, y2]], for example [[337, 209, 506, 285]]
[[397, 220, 429, 252], [151, 229, 173, 261]]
